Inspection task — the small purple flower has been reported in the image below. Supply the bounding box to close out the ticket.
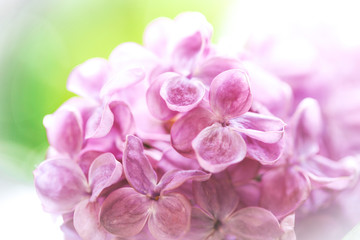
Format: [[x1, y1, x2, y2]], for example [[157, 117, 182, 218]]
[[34, 153, 123, 240], [187, 173, 283, 240], [100, 135, 210, 239], [171, 69, 286, 172]]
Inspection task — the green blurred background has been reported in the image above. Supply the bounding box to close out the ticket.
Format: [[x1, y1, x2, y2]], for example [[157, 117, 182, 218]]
[[0, 0, 234, 180]]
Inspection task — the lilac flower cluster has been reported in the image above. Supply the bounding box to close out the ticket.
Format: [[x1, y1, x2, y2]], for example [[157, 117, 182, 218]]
[[34, 12, 360, 240]]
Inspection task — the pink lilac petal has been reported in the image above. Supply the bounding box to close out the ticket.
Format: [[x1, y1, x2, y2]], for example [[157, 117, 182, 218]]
[[280, 214, 296, 240], [43, 107, 83, 157], [123, 135, 157, 194], [146, 73, 177, 120], [160, 74, 206, 112], [171, 31, 203, 76], [209, 69, 252, 119], [230, 112, 285, 143], [108, 42, 159, 74], [227, 158, 261, 187], [171, 107, 215, 157], [100, 187, 151, 237], [291, 98, 322, 158], [243, 61, 293, 118], [193, 173, 239, 220], [34, 158, 90, 214], [100, 68, 146, 101], [193, 57, 242, 86], [143, 17, 174, 58], [130, 94, 170, 141], [244, 135, 285, 164], [61, 97, 98, 125], [173, 12, 213, 45], [147, 192, 191, 240], [185, 207, 216, 240], [67, 57, 110, 101], [235, 182, 261, 207], [155, 169, 211, 193], [109, 101, 136, 141], [77, 150, 104, 178], [88, 153, 123, 202], [74, 200, 109, 240], [158, 148, 200, 171], [115, 227, 157, 240], [227, 207, 283, 240], [85, 104, 114, 139], [61, 218, 82, 240], [192, 123, 247, 173], [324, 87, 360, 159], [84, 130, 120, 155], [260, 167, 311, 218], [303, 155, 358, 191]]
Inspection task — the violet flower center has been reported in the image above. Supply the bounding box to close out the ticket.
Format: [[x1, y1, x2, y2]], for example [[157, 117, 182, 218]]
[[213, 219, 223, 231], [221, 120, 230, 127], [148, 191, 161, 201]]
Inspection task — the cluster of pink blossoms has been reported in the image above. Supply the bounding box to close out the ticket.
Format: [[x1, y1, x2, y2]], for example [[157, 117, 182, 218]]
[[34, 12, 360, 240]]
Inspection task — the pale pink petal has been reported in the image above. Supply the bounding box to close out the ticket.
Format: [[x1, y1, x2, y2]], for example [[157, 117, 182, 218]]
[[235, 182, 261, 207], [244, 61, 293, 118], [155, 169, 211, 193], [227, 207, 283, 240], [143, 17, 174, 58], [280, 214, 296, 240], [160, 74, 206, 112], [67, 58, 109, 100], [260, 167, 311, 218], [209, 69, 252, 119], [244, 135, 285, 164], [85, 104, 114, 139], [193, 173, 239, 220], [185, 207, 216, 240], [230, 112, 285, 143], [131, 95, 170, 140], [33, 158, 90, 214], [171, 31, 203, 76], [100, 187, 151, 237], [116, 227, 157, 240], [158, 148, 200, 171], [74, 200, 109, 240], [228, 158, 261, 187], [303, 155, 358, 190], [83, 131, 120, 154], [109, 42, 159, 74], [194, 56, 242, 86], [148, 192, 191, 240], [109, 101, 136, 141], [123, 135, 157, 194], [100, 68, 145, 100], [171, 107, 215, 157], [61, 97, 98, 124], [192, 124, 247, 173], [291, 98, 322, 158], [77, 150, 104, 178], [88, 153, 123, 201], [61, 218, 82, 240], [43, 107, 83, 157], [146, 73, 177, 120], [174, 12, 213, 45]]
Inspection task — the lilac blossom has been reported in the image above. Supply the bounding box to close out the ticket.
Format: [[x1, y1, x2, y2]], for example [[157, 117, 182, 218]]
[[33, 11, 360, 240], [145, 13, 245, 120], [34, 153, 123, 240], [187, 173, 283, 240], [100, 135, 210, 239], [259, 98, 358, 218], [171, 69, 286, 172]]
